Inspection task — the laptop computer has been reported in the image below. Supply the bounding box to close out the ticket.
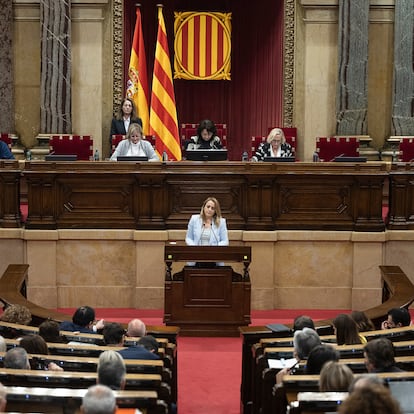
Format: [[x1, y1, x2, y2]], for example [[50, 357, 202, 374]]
[[264, 156, 296, 162], [388, 381, 414, 414], [117, 156, 148, 162], [333, 156, 367, 162], [45, 154, 78, 161]]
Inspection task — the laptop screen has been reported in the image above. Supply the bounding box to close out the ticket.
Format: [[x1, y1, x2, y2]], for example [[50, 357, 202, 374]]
[[117, 156, 148, 162], [45, 154, 78, 161], [388, 381, 414, 414], [264, 156, 296, 162]]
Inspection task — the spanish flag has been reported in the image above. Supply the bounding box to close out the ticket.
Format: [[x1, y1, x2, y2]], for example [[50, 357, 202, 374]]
[[150, 5, 182, 161], [126, 6, 150, 135]]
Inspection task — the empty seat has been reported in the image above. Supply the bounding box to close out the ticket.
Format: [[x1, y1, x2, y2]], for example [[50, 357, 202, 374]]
[[316, 136, 359, 162], [49, 135, 93, 161]]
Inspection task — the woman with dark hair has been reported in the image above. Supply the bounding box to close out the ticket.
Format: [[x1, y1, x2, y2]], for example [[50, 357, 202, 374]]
[[333, 313, 366, 345], [19, 334, 63, 371], [110, 97, 142, 143], [351, 310, 376, 332], [186, 120, 223, 150]]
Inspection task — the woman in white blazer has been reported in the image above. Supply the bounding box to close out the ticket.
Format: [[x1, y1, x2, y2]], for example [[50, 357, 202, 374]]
[[110, 123, 159, 161], [185, 197, 229, 246]]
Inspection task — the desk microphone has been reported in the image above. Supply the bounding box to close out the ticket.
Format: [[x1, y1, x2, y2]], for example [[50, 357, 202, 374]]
[[211, 224, 219, 245]]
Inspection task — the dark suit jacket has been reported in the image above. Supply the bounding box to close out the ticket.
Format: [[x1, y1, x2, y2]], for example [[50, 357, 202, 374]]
[[118, 345, 160, 360], [110, 117, 143, 142]]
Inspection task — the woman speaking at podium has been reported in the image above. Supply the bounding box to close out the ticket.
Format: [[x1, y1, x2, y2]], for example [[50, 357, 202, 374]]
[[185, 197, 229, 246]]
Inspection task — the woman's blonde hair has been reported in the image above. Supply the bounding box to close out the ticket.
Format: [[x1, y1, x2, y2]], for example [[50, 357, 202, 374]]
[[266, 128, 286, 144], [319, 361, 354, 392], [126, 123, 143, 141], [200, 197, 222, 227]]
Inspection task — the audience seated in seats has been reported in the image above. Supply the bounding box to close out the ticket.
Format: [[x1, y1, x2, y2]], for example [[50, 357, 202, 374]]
[[59, 306, 104, 334], [0, 140, 14, 159], [103, 322, 159, 361], [252, 128, 293, 161], [350, 310, 376, 332], [19, 334, 63, 371], [3, 347, 30, 369], [0, 304, 32, 326], [364, 338, 405, 373], [275, 327, 321, 386], [305, 344, 340, 375], [81, 384, 117, 414], [381, 308, 411, 330], [137, 335, 159, 354], [333, 313, 366, 345], [98, 350, 126, 390], [338, 383, 402, 414], [126, 319, 146, 338], [293, 315, 315, 332], [38, 319, 66, 343], [319, 360, 354, 392], [0, 383, 6, 413], [185, 119, 223, 150]]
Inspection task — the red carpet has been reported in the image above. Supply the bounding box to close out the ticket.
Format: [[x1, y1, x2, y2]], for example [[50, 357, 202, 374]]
[[57, 308, 348, 414]]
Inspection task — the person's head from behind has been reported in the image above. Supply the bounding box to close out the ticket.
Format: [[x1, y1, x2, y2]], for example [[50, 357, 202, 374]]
[[197, 119, 217, 142], [72, 306, 95, 328], [350, 310, 375, 332], [126, 319, 146, 337], [293, 327, 321, 360], [200, 196, 222, 226], [97, 350, 126, 390], [305, 344, 339, 375], [293, 315, 315, 332], [348, 373, 384, 393], [20, 334, 49, 355], [81, 384, 117, 414], [319, 361, 354, 392], [137, 335, 159, 353], [266, 128, 286, 150], [333, 313, 361, 345], [384, 308, 411, 329], [4, 347, 30, 369], [0, 304, 32, 325], [118, 97, 136, 119], [0, 382, 6, 412], [126, 123, 143, 144], [364, 338, 396, 373], [103, 323, 125, 346], [39, 320, 62, 343], [338, 383, 402, 414]]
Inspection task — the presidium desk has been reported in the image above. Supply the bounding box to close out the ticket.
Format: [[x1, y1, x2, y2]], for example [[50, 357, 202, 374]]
[[163, 245, 251, 336], [21, 161, 387, 231]]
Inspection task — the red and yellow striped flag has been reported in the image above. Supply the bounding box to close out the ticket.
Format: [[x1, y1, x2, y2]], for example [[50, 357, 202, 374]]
[[150, 6, 182, 161], [126, 6, 150, 135]]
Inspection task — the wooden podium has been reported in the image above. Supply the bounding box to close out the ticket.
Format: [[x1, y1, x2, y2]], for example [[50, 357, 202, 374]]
[[163, 245, 252, 336]]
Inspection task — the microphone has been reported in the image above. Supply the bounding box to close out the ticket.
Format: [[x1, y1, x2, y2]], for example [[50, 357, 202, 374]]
[[210, 223, 219, 245], [199, 223, 205, 245], [331, 153, 344, 161]]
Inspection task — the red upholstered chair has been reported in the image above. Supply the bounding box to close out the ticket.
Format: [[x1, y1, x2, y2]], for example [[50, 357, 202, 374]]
[[111, 134, 156, 154], [251, 136, 266, 158], [180, 123, 227, 150], [49, 135, 93, 161], [399, 137, 414, 162], [0, 133, 12, 149], [315, 136, 359, 162]]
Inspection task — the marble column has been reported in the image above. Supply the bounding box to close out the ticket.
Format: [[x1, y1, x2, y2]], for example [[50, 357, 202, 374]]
[[391, 0, 414, 135], [0, 0, 14, 132], [336, 0, 369, 135], [40, 0, 72, 134]]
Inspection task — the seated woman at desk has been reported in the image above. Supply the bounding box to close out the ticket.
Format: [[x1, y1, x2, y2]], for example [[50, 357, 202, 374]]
[[185, 197, 229, 246], [110, 123, 159, 161], [186, 120, 223, 150], [252, 127, 293, 161]]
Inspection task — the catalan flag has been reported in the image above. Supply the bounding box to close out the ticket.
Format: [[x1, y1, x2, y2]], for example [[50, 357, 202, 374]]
[[150, 6, 182, 161], [126, 6, 150, 135]]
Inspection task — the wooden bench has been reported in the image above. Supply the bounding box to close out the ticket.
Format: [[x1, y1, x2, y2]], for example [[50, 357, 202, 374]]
[[4, 385, 166, 414]]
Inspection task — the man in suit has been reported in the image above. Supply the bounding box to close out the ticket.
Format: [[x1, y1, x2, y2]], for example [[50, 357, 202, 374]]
[[0, 140, 14, 159]]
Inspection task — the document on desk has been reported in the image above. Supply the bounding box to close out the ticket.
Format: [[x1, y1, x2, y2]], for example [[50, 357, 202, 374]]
[[268, 357, 298, 369]]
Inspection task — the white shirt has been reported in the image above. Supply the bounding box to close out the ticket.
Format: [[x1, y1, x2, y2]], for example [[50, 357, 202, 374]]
[[126, 141, 146, 156]]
